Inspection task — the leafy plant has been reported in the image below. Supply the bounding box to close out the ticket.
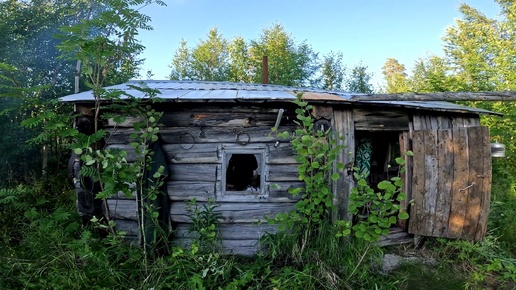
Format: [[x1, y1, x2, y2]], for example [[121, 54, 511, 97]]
[[186, 198, 221, 253], [344, 153, 411, 242], [273, 95, 345, 230]]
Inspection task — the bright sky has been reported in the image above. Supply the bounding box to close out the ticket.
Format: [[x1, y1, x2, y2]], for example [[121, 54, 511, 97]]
[[137, 0, 501, 89]]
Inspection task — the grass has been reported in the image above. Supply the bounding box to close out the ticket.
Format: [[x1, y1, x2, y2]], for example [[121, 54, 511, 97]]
[[1, 173, 515, 289]]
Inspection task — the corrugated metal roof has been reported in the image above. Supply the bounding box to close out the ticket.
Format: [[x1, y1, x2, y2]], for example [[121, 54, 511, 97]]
[[60, 80, 500, 115]]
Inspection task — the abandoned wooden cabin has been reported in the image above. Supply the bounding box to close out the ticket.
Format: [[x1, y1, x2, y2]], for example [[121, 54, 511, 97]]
[[61, 80, 499, 255]]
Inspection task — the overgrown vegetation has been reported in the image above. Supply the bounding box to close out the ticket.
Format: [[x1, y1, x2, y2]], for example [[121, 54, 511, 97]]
[[0, 0, 515, 289]]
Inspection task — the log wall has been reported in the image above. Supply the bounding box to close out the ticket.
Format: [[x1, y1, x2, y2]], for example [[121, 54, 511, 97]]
[[105, 104, 300, 255]]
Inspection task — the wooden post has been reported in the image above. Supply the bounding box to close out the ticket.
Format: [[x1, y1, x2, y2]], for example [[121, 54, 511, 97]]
[[332, 109, 355, 222]]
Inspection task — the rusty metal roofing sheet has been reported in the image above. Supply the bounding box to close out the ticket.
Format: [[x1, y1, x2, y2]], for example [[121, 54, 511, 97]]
[[60, 80, 500, 115]]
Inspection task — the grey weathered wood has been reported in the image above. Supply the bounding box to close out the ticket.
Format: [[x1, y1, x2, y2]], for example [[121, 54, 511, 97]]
[[409, 127, 491, 241], [267, 144, 298, 164], [115, 219, 140, 236], [350, 91, 516, 102], [168, 164, 219, 182], [398, 132, 412, 231], [106, 126, 295, 145], [107, 199, 138, 220], [160, 111, 294, 128], [433, 130, 453, 236], [332, 109, 355, 222], [167, 181, 219, 198], [174, 223, 278, 240], [170, 202, 296, 224], [409, 130, 427, 235], [422, 130, 438, 235], [173, 237, 262, 256], [267, 164, 300, 181], [164, 143, 219, 164]]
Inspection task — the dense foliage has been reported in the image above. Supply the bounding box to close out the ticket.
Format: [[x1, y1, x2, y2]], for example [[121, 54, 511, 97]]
[[0, 0, 515, 289]]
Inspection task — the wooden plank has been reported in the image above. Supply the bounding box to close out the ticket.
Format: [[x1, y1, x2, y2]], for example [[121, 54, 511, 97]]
[[174, 223, 278, 240], [408, 130, 427, 235], [475, 126, 491, 240], [163, 143, 219, 164], [168, 164, 219, 182], [397, 132, 411, 230], [167, 181, 219, 199], [105, 126, 295, 145], [173, 238, 261, 256], [267, 181, 305, 200], [349, 91, 516, 102], [412, 115, 423, 130], [159, 111, 295, 128], [433, 130, 454, 236], [332, 109, 355, 222], [422, 130, 438, 235], [115, 219, 140, 236], [170, 202, 295, 223], [463, 127, 484, 239], [107, 199, 138, 220], [437, 116, 453, 130], [267, 164, 300, 182], [267, 144, 298, 164], [354, 108, 409, 131], [447, 128, 470, 238]]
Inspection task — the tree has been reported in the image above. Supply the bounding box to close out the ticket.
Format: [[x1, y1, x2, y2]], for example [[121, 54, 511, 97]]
[[381, 58, 409, 93], [346, 63, 374, 93], [190, 28, 229, 81], [442, 4, 499, 91], [227, 36, 252, 83], [249, 23, 319, 86], [169, 39, 193, 80], [408, 55, 458, 92], [319, 51, 346, 90], [0, 0, 101, 181]]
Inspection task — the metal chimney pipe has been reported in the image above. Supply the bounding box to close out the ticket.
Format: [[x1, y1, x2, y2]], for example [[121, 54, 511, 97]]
[[262, 56, 268, 84]]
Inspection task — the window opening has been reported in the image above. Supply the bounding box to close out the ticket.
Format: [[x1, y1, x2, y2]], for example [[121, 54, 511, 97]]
[[226, 154, 261, 192]]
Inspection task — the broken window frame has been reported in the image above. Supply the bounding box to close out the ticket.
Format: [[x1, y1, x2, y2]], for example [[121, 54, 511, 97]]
[[221, 147, 267, 197]]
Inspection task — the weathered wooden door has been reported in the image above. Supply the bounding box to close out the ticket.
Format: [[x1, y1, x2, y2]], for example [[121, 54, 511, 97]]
[[408, 126, 491, 241]]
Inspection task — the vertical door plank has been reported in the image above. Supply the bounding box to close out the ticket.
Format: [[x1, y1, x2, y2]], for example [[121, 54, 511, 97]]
[[433, 130, 454, 236], [409, 130, 429, 235], [475, 126, 492, 240], [448, 128, 470, 238]]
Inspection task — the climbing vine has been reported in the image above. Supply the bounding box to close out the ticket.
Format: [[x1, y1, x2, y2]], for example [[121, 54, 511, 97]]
[[273, 95, 345, 230], [273, 94, 409, 243]]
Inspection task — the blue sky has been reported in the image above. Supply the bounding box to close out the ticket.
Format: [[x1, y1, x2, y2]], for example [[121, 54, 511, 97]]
[[137, 0, 500, 89]]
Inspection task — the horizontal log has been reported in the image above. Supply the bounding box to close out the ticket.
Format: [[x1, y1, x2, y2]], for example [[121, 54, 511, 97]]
[[267, 164, 300, 182], [168, 164, 219, 182], [267, 144, 298, 164], [159, 111, 295, 128], [173, 238, 262, 256], [174, 223, 278, 240], [115, 219, 140, 236], [350, 91, 516, 103], [106, 126, 295, 144], [268, 181, 304, 200], [107, 199, 138, 220], [170, 202, 295, 223]]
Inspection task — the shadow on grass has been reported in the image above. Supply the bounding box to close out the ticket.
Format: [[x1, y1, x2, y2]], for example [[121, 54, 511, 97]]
[[390, 264, 467, 290]]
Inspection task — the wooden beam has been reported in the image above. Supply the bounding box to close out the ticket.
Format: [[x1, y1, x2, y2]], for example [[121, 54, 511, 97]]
[[350, 91, 516, 101]]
